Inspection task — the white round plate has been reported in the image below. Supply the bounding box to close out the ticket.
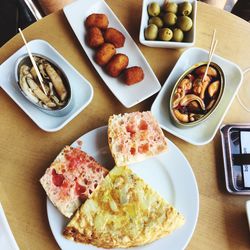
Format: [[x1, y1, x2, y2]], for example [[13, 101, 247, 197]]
[[47, 126, 199, 250]]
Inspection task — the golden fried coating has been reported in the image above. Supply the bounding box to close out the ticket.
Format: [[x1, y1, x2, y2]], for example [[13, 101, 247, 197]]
[[87, 27, 104, 48], [105, 53, 129, 77], [123, 66, 144, 85], [85, 13, 109, 30], [94, 43, 116, 66], [103, 28, 125, 48]]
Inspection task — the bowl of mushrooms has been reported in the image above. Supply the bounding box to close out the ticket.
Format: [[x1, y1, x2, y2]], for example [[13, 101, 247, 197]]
[[15, 53, 73, 116], [170, 61, 224, 127]]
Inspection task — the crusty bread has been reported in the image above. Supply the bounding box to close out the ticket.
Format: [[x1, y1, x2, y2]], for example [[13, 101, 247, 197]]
[[108, 111, 168, 166], [40, 146, 108, 218], [63, 166, 185, 248]]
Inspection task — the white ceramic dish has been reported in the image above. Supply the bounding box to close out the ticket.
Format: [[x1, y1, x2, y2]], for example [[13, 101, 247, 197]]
[[139, 0, 197, 48], [63, 0, 161, 108], [47, 126, 199, 250], [151, 47, 243, 145], [0, 39, 93, 132]]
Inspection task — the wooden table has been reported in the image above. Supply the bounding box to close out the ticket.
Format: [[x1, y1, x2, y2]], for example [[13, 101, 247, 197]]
[[1, 1, 250, 249]]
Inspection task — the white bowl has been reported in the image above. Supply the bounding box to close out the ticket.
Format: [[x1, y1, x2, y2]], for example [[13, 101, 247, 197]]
[[151, 47, 243, 145], [139, 0, 197, 48]]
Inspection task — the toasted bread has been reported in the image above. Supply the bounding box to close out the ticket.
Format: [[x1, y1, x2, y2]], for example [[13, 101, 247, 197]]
[[108, 111, 168, 166], [40, 146, 108, 218]]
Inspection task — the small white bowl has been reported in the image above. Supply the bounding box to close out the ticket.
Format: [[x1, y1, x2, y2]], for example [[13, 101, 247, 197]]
[[139, 0, 197, 48]]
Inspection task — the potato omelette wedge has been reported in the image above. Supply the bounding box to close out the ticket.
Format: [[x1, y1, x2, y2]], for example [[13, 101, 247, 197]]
[[63, 165, 185, 248]]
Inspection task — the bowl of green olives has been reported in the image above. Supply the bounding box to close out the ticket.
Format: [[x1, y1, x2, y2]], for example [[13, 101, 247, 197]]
[[139, 0, 197, 48]]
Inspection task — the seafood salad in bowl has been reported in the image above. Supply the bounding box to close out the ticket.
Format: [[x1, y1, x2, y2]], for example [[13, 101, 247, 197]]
[[15, 54, 73, 116], [170, 62, 224, 127]]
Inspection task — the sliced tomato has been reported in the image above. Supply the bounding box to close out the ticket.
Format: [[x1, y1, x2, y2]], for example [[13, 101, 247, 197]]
[[75, 181, 87, 199], [139, 119, 148, 130], [52, 169, 65, 187], [138, 143, 149, 154], [130, 147, 136, 155]]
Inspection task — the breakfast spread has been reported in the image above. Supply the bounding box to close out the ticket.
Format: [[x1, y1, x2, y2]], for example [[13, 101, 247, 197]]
[[85, 13, 144, 84], [40, 146, 109, 218], [17, 55, 70, 110], [63, 165, 185, 248], [145, 1, 193, 42], [170, 62, 224, 125], [108, 111, 168, 166]]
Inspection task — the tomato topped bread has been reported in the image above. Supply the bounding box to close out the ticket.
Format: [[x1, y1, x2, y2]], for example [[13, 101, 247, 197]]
[[40, 146, 108, 218], [108, 111, 168, 166], [63, 166, 185, 248]]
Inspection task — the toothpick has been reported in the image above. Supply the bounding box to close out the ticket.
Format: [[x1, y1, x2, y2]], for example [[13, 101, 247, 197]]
[[18, 28, 47, 95], [202, 40, 218, 82]]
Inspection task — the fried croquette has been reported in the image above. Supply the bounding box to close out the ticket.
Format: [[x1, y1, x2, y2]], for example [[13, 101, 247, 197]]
[[87, 27, 104, 48], [94, 43, 116, 66], [103, 28, 125, 48], [105, 53, 129, 77], [123, 66, 144, 85], [85, 13, 109, 30]]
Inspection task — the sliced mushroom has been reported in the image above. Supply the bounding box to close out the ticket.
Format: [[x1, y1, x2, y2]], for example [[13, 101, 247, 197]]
[[179, 94, 205, 110], [173, 109, 189, 123], [195, 65, 218, 77], [44, 63, 67, 101], [208, 80, 220, 97], [20, 76, 39, 103], [26, 77, 56, 108]]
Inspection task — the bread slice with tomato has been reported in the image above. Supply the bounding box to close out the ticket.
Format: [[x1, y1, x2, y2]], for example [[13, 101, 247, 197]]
[[40, 146, 108, 218], [108, 111, 168, 166]]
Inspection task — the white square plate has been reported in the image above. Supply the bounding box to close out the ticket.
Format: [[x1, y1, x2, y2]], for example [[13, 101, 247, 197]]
[[139, 0, 197, 48], [63, 0, 161, 108], [0, 39, 93, 132], [151, 47, 243, 145]]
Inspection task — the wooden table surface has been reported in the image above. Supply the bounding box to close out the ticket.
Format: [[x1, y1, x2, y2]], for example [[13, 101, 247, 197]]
[[1, 1, 250, 249]]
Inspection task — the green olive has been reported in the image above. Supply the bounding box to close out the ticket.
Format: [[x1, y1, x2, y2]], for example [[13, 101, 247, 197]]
[[163, 12, 177, 26], [158, 28, 173, 41], [179, 2, 192, 16], [173, 28, 184, 42], [177, 16, 193, 31], [144, 24, 158, 40], [148, 16, 164, 28], [162, 2, 178, 13], [147, 2, 161, 17]]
